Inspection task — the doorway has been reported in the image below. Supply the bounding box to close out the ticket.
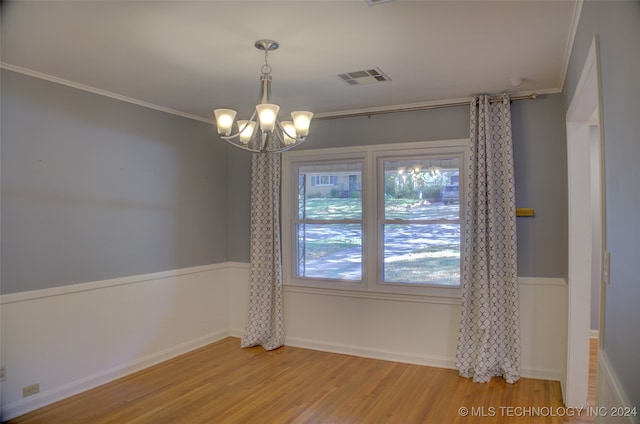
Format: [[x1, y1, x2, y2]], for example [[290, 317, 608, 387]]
[[564, 37, 605, 407]]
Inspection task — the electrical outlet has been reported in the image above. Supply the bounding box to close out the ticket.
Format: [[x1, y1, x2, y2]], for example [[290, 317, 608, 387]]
[[23, 384, 40, 397]]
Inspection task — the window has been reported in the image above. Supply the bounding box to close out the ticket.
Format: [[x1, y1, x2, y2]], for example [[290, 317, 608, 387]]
[[282, 140, 468, 297], [380, 157, 460, 287], [296, 163, 363, 281]]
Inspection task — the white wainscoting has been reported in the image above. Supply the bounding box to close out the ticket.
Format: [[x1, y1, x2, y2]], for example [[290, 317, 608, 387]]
[[0, 264, 231, 420], [230, 263, 568, 381], [1, 262, 576, 420]]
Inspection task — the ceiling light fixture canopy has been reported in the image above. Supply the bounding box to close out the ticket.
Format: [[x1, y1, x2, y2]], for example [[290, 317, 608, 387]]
[[213, 39, 313, 153]]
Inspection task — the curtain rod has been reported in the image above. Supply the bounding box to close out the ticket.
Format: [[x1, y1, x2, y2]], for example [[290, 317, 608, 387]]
[[314, 93, 538, 121]]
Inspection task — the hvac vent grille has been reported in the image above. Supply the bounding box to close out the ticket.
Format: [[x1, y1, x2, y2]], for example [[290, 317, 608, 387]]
[[365, 0, 395, 6], [337, 67, 391, 86]]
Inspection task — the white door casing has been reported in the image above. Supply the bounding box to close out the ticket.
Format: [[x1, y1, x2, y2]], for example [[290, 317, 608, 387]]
[[564, 36, 605, 408]]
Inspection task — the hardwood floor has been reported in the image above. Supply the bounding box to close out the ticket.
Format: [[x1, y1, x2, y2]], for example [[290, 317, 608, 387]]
[[6, 337, 598, 424], [587, 337, 598, 410]]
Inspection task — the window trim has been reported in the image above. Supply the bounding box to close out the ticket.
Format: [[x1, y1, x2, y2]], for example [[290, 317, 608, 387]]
[[282, 139, 469, 299], [283, 151, 368, 292], [292, 157, 365, 290]]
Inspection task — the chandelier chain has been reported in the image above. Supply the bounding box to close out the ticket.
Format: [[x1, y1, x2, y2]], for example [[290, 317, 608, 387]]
[[261, 50, 272, 76]]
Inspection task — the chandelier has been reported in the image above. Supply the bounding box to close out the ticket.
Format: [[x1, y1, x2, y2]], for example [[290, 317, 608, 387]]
[[213, 39, 314, 153]]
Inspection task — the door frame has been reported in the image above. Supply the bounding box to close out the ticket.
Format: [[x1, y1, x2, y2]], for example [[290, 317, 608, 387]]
[[564, 36, 606, 407]]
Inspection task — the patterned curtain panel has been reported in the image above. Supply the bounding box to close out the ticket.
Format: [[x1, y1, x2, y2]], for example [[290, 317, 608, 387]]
[[240, 150, 285, 351], [456, 94, 521, 383]]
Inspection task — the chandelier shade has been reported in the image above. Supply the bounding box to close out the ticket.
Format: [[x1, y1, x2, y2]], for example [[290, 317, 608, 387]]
[[237, 120, 256, 144], [213, 109, 237, 136], [213, 39, 313, 153]]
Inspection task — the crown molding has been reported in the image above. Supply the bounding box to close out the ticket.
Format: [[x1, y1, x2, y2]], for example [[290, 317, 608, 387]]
[[0, 62, 214, 124], [558, 0, 584, 92], [2, 62, 563, 124]]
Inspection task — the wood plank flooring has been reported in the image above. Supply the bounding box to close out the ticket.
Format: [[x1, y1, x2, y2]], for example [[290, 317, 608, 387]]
[[6, 337, 598, 424]]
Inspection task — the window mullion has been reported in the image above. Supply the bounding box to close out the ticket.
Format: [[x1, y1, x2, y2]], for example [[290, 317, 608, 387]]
[[383, 219, 461, 225], [295, 219, 363, 225], [363, 150, 378, 291], [373, 152, 385, 290]]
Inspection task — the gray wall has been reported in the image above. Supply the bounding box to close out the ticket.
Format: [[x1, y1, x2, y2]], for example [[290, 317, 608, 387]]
[[562, 1, 640, 408], [226, 147, 251, 261], [2, 59, 571, 295], [227, 95, 569, 280], [511, 96, 568, 278], [1, 70, 228, 294]]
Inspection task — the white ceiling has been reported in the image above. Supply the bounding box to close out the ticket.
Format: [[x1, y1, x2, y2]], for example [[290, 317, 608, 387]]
[[1, 0, 581, 122]]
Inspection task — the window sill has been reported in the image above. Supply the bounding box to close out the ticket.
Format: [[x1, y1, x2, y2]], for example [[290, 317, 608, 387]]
[[283, 283, 462, 305]]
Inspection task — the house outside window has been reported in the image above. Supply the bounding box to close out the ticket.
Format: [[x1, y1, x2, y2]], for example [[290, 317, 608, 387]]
[[310, 175, 338, 186], [282, 140, 468, 298]]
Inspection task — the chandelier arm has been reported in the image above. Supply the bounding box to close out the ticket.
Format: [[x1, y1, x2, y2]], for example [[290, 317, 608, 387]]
[[277, 138, 310, 152], [223, 140, 262, 153], [270, 124, 310, 151], [220, 132, 247, 142], [220, 131, 252, 142], [220, 133, 241, 141], [220, 116, 310, 152], [228, 140, 306, 154], [262, 129, 309, 152], [260, 132, 269, 152], [221, 132, 309, 154]]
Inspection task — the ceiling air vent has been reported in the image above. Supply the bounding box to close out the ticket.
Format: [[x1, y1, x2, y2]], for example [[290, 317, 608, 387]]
[[338, 68, 391, 86], [365, 0, 395, 6]]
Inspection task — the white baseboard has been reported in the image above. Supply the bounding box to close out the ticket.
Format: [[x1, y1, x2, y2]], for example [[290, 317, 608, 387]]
[[281, 336, 562, 382], [227, 330, 562, 383], [285, 336, 456, 370], [229, 328, 245, 338], [2, 330, 229, 421], [597, 350, 639, 424]]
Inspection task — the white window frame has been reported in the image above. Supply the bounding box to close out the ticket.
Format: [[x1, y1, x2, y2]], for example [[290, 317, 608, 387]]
[[281, 139, 469, 299]]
